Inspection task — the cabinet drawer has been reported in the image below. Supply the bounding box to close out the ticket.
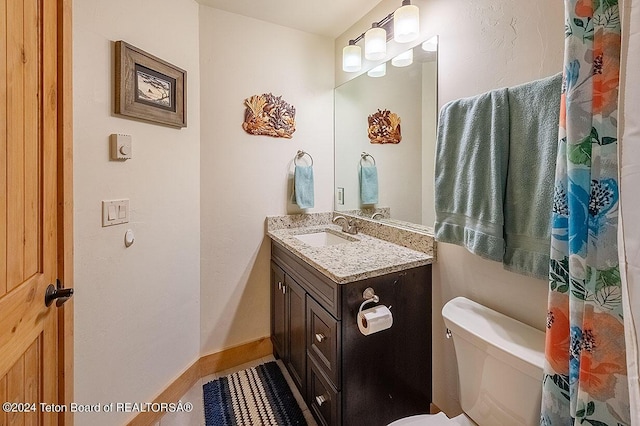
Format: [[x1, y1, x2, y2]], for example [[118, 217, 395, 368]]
[[307, 296, 340, 387], [308, 356, 341, 426]]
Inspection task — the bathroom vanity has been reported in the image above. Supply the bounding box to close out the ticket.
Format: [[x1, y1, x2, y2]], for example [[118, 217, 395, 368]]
[[268, 216, 434, 426]]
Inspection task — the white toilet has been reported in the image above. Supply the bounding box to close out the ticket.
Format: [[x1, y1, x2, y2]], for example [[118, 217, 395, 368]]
[[390, 297, 546, 426]]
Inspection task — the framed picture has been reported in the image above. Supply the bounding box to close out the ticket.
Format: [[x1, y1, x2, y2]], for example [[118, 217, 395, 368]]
[[115, 41, 187, 128]]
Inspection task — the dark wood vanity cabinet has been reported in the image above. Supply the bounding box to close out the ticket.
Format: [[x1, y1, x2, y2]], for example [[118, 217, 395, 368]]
[[270, 241, 432, 426], [270, 261, 306, 391]]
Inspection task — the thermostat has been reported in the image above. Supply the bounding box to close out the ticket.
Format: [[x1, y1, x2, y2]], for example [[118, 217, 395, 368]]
[[110, 134, 132, 160]]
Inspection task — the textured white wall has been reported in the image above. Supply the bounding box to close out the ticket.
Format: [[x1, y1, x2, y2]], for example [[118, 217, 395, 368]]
[[73, 0, 201, 424], [199, 6, 335, 356], [336, 0, 564, 416]]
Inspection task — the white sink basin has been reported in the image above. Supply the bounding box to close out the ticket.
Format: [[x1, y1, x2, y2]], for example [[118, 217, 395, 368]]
[[294, 231, 353, 247]]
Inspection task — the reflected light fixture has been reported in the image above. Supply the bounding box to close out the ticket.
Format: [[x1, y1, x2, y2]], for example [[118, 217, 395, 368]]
[[365, 23, 386, 60], [394, 0, 420, 43], [341, 0, 420, 73], [367, 63, 387, 78], [421, 36, 438, 52], [342, 40, 362, 72], [391, 49, 413, 67]]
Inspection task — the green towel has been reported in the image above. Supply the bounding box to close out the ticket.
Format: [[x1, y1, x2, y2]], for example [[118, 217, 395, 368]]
[[294, 166, 314, 209], [434, 88, 510, 262], [504, 73, 562, 279], [360, 165, 379, 205]]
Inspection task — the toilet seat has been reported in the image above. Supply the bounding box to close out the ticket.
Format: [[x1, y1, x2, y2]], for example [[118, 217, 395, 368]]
[[388, 413, 477, 426]]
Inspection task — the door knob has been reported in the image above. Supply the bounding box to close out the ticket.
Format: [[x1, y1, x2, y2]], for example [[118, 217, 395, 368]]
[[45, 279, 74, 307]]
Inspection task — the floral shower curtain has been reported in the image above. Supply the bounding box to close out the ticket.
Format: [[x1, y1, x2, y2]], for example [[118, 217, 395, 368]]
[[540, 0, 630, 425]]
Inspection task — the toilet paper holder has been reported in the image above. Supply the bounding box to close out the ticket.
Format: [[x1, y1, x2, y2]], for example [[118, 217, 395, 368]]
[[359, 287, 383, 314], [357, 287, 394, 335]]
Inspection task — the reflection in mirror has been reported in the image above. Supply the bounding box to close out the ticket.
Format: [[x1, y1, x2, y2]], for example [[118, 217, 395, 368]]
[[334, 36, 437, 229]]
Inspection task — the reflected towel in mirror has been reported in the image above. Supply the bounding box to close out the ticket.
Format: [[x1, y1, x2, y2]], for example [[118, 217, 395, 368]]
[[360, 166, 379, 205]]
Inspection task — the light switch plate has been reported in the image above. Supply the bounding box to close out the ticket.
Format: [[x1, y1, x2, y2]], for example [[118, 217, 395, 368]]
[[110, 134, 132, 160], [102, 199, 129, 227], [337, 187, 345, 205]]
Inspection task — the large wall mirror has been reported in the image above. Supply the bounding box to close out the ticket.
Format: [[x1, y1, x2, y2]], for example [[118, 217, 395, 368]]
[[334, 36, 438, 229]]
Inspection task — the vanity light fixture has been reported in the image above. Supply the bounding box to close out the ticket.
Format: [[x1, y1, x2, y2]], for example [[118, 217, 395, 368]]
[[391, 49, 413, 67], [365, 23, 387, 60], [341, 0, 420, 72], [394, 0, 420, 43], [342, 40, 362, 72], [367, 63, 387, 78]]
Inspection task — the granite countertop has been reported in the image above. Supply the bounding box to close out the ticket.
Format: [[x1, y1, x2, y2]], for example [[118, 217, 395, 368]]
[[267, 224, 434, 284]]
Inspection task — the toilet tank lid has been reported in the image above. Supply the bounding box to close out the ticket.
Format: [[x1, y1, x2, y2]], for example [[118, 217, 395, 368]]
[[442, 297, 545, 372]]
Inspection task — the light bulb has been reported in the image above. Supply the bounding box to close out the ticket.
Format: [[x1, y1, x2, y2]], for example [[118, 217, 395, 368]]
[[394, 1, 420, 43], [391, 49, 413, 67], [421, 36, 438, 52], [342, 42, 362, 72], [367, 63, 387, 78], [364, 24, 387, 61]]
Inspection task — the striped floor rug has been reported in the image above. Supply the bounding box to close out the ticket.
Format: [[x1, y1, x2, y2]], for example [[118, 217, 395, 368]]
[[203, 361, 308, 426]]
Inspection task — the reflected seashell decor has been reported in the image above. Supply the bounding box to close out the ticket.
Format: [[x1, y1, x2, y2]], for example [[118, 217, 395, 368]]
[[367, 109, 402, 144], [242, 93, 296, 138]]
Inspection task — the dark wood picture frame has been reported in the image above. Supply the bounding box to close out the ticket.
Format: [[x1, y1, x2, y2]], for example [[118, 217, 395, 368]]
[[115, 40, 187, 128]]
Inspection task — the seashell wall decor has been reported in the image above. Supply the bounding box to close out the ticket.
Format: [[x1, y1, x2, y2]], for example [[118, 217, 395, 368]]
[[367, 109, 402, 144], [242, 93, 296, 138]]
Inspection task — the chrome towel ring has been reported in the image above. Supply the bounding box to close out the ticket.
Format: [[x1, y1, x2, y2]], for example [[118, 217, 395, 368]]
[[360, 152, 376, 166], [295, 150, 314, 166]]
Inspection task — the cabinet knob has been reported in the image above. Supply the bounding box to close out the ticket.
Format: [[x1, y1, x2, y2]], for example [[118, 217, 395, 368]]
[[315, 333, 326, 343], [278, 281, 282, 290], [315, 394, 328, 406], [282, 285, 286, 294]]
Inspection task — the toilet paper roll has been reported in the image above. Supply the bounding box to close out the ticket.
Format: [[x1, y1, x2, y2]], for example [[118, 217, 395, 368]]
[[357, 305, 393, 336]]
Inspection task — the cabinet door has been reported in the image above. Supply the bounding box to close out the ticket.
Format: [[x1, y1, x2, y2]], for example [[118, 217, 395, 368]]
[[271, 262, 287, 359], [286, 276, 306, 394]]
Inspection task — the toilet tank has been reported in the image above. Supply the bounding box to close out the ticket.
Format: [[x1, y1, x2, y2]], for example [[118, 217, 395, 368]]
[[442, 297, 545, 426]]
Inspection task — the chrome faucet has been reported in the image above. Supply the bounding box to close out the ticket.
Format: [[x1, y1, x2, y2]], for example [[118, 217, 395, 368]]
[[333, 215, 359, 235], [371, 212, 384, 220]]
